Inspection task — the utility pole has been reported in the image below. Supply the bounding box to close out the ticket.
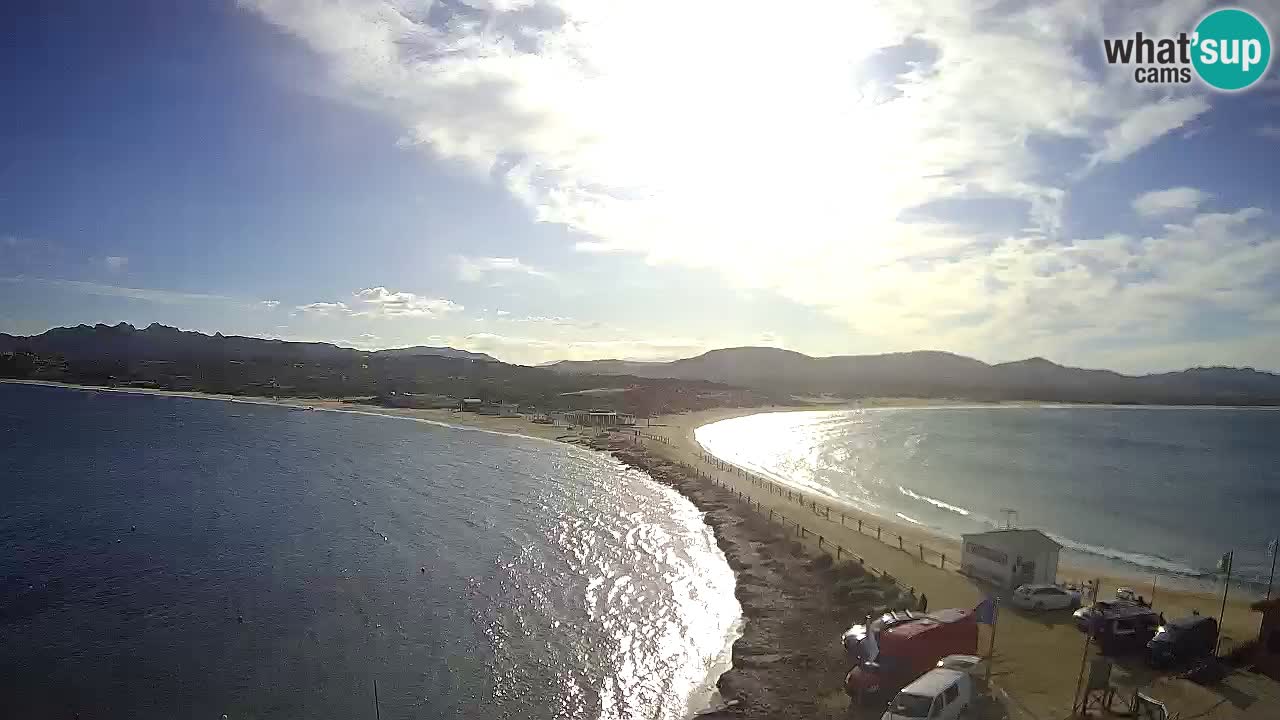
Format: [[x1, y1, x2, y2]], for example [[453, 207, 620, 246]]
[[1267, 539, 1278, 602], [984, 597, 1000, 687], [1215, 551, 1234, 655]]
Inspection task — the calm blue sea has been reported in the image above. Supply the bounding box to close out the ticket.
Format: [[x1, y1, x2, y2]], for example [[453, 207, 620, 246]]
[[697, 406, 1280, 593], [0, 383, 739, 720]]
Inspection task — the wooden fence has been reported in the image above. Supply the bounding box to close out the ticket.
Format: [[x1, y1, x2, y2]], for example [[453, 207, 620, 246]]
[[629, 432, 939, 596]]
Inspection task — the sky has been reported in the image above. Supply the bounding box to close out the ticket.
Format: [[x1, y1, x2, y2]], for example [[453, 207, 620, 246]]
[[2, 0, 1279, 372]]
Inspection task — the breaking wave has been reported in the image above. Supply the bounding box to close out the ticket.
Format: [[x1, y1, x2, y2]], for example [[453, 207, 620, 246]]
[[897, 486, 972, 517], [1045, 533, 1210, 578]]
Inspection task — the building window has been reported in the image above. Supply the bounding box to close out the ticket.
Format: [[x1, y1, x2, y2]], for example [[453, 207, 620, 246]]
[[965, 542, 1008, 566]]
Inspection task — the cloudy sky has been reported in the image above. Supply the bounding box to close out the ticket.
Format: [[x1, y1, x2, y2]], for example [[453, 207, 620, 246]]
[[3, 1, 1278, 371]]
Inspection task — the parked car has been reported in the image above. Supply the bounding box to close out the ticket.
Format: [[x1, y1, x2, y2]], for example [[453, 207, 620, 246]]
[[1073, 600, 1138, 631], [845, 608, 979, 703], [1074, 602, 1160, 655], [1010, 584, 1081, 611], [936, 654, 989, 693], [1148, 615, 1217, 668], [881, 668, 974, 720]]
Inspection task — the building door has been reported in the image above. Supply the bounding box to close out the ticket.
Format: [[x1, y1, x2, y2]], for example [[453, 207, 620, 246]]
[[1013, 556, 1036, 586]]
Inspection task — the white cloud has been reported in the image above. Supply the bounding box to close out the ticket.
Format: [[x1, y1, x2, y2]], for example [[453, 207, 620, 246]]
[[442, 332, 713, 365], [295, 288, 462, 319], [344, 332, 382, 349], [243, 0, 1280, 370], [260, 300, 281, 309], [1132, 187, 1210, 218], [352, 287, 462, 317], [455, 256, 551, 282], [1, 277, 239, 305], [295, 301, 349, 316], [1089, 97, 1210, 167], [103, 256, 128, 271]]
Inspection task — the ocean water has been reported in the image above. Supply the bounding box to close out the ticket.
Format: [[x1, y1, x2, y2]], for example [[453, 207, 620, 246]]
[[696, 406, 1280, 593], [0, 383, 739, 719]]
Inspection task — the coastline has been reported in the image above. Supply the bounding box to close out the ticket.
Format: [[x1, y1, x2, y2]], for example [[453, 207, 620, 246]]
[[0, 378, 591, 445], [642, 406, 1272, 719], [666, 406, 1268, 627], [8, 380, 1274, 718], [11, 379, 1265, 616]]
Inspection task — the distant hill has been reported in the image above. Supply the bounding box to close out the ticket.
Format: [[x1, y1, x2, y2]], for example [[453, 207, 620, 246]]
[[0, 323, 492, 363], [549, 347, 1280, 405], [372, 345, 498, 362], [0, 323, 771, 414]]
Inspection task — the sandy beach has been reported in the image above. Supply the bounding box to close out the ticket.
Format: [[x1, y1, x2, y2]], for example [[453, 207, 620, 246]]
[[636, 406, 1277, 719]]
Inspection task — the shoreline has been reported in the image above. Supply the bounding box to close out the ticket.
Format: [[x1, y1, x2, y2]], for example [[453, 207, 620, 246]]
[[598, 435, 898, 718], [11, 378, 1264, 599], [682, 405, 1275, 598], [642, 407, 1272, 718], [8, 380, 1274, 717], [6, 379, 856, 717]]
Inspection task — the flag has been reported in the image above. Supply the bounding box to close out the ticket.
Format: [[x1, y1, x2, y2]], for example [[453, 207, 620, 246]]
[[1217, 551, 1234, 573], [975, 597, 998, 625]]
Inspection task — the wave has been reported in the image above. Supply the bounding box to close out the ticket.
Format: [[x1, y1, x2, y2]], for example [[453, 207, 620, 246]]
[[897, 486, 972, 517], [895, 513, 923, 525], [1046, 532, 1209, 578]]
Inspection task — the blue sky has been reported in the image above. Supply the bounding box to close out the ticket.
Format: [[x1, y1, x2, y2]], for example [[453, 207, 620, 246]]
[[2, 0, 1279, 371]]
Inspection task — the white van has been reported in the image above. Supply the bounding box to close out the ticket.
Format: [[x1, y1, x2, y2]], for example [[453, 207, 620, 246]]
[[881, 668, 974, 720]]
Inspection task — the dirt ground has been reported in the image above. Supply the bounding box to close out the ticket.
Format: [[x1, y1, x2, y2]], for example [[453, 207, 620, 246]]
[[606, 441, 894, 719]]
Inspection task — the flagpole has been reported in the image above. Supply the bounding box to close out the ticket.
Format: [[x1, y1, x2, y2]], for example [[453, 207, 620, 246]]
[[1215, 551, 1233, 656], [984, 597, 999, 687], [1267, 540, 1278, 602], [1071, 620, 1092, 715]]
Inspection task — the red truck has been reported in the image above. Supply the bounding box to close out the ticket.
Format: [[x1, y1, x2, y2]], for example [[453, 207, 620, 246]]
[[844, 608, 979, 702]]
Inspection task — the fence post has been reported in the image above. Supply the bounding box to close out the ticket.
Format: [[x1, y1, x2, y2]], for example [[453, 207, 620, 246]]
[[877, 526, 882, 541], [769, 509, 774, 521], [899, 536, 904, 551], [858, 519, 863, 533], [941, 553, 946, 569], [837, 546, 843, 560], [919, 544, 924, 561]]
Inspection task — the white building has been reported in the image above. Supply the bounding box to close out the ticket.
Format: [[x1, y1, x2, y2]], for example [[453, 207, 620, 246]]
[[960, 529, 1061, 589], [564, 410, 636, 427]]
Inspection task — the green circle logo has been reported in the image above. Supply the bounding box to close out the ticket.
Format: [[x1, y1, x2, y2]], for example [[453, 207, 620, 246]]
[[1192, 8, 1271, 91]]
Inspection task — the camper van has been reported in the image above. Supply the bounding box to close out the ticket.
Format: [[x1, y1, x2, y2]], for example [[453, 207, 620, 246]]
[[845, 608, 979, 702]]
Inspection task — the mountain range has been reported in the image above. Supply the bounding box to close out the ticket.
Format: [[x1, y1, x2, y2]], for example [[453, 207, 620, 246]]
[[0, 323, 498, 363], [0, 323, 762, 413], [3, 324, 1279, 406], [549, 347, 1280, 405]]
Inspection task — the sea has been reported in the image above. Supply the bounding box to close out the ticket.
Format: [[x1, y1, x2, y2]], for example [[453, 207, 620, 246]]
[[0, 383, 740, 720], [696, 406, 1280, 595]]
